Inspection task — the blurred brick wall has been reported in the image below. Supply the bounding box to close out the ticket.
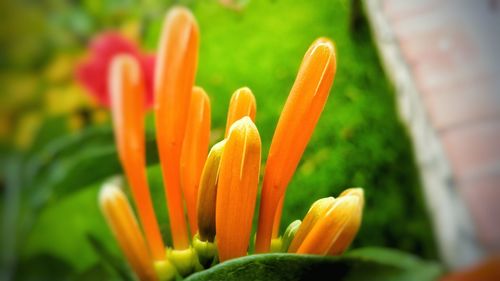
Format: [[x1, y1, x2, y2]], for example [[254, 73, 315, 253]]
[[365, 0, 500, 268]]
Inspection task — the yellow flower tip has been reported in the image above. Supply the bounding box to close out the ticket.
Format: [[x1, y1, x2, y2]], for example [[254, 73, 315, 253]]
[[99, 182, 158, 281], [181, 86, 211, 236], [297, 195, 362, 255], [197, 139, 226, 242], [287, 197, 336, 253], [256, 37, 337, 253], [328, 188, 364, 255], [225, 87, 257, 137], [340, 187, 365, 206], [154, 5, 199, 250], [216, 116, 261, 262]]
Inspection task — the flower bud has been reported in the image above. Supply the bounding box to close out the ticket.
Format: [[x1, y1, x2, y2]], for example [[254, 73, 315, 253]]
[[109, 54, 164, 260], [297, 195, 362, 255], [180, 86, 211, 235], [197, 140, 226, 242], [155, 6, 200, 249], [225, 87, 256, 137], [99, 181, 158, 281], [216, 117, 261, 261], [287, 197, 335, 253], [327, 188, 364, 255], [256, 38, 337, 253]]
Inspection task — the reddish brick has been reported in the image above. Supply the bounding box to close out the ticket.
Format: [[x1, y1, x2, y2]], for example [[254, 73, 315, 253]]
[[399, 28, 476, 65], [383, 0, 445, 24], [420, 71, 499, 97], [392, 10, 458, 39], [458, 172, 500, 253], [413, 59, 491, 94], [442, 121, 500, 180], [423, 81, 500, 130], [382, 0, 454, 22]]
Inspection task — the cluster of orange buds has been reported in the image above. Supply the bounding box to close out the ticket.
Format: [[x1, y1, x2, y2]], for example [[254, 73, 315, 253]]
[[98, 6, 364, 281]]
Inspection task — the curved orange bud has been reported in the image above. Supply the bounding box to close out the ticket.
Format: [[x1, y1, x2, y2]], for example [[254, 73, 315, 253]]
[[297, 196, 361, 255], [287, 197, 335, 253], [99, 182, 158, 281], [216, 117, 261, 261], [225, 87, 256, 137], [256, 38, 337, 253], [109, 55, 164, 260], [327, 188, 364, 255], [180, 86, 211, 235], [154, 7, 199, 249]]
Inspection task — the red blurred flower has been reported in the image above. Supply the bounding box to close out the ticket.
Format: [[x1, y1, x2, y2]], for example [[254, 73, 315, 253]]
[[76, 32, 155, 108]]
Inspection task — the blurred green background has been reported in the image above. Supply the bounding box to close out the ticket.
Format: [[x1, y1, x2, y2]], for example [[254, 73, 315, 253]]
[[0, 0, 438, 280]]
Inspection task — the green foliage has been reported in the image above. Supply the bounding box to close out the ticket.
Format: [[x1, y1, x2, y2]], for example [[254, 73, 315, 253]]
[[185, 248, 442, 281], [1, 0, 439, 279]]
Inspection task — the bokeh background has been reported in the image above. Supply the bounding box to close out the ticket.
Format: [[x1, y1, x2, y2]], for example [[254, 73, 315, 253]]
[[4, 0, 499, 280]]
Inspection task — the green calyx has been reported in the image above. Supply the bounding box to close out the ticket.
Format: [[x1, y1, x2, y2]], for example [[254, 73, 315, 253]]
[[193, 233, 218, 268], [154, 259, 177, 281], [166, 247, 202, 277], [270, 238, 283, 253]]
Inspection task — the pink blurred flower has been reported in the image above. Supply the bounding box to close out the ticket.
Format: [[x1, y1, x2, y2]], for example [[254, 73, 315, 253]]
[[76, 32, 155, 108]]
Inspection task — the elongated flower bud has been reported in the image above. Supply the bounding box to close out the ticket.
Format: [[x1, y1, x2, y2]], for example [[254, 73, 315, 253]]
[[297, 195, 362, 255], [327, 188, 364, 255], [287, 197, 335, 253], [99, 182, 158, 281], [225, 87, 256, 137], [216, 117, 261, 261], [155, 7, 199, 249], [256, 38, 336, 253], [109, 55, 164, 260], [197, 140, 226, 242], [180, 87, 211, 235]]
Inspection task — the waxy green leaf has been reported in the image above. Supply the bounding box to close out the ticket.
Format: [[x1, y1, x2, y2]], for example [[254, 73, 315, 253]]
[[185, 248, 442, 281]]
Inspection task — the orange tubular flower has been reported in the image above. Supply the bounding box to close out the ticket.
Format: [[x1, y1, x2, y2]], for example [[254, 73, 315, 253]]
[[154, 7, 199, 249], [224, 87, 256, 137], [216, 117, 261, 261], [296, 195, 361, 255], [99, 182, 158, 281], [287, 197, 335, 253], [327, 188, 364, 255], [180, 86, 211, 236], [109, 55, 164, 260], [255, 38, 337, 253]]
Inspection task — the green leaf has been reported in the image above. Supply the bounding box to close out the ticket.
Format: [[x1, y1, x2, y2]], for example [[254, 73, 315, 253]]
[[15, 253, 74, 281], [185, 248, 442, 281], [87, 234, 135, 281], [17, 125, 160, 215]]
